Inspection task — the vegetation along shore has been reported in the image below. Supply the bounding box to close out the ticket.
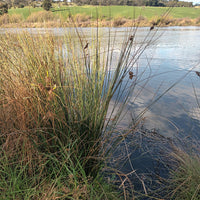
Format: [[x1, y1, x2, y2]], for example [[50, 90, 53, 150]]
[[1, 0, 200, 200], [0, 2, 200, 28]]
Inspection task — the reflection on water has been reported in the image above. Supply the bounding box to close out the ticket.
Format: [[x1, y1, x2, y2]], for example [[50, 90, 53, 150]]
[[130, 27, 200, 138]]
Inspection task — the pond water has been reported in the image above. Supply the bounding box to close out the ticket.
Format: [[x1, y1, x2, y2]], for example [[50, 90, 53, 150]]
[[103, 27, 200, 137], [109, 26, 200, 198], [130, 26, 200, 138], [1, 26, 200, 198]]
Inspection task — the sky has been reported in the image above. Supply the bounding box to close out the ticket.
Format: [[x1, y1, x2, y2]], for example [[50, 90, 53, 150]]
[[182, 0, 200, 4]]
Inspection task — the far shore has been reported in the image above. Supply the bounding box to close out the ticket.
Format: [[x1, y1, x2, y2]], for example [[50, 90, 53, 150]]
[[0, 17, 200, 28], [1, 5, 199, 28]]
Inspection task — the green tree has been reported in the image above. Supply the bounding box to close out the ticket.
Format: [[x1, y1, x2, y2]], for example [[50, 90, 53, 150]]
[[0, 3, 8, 15], [146, 0, 159, 6], [63, 0, 68, 5], [42, 0, 52, 11]]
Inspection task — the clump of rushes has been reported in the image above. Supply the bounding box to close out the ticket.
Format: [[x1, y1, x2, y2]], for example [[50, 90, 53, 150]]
[[0, 27, 152, 198], [168, 149, 200, 200]]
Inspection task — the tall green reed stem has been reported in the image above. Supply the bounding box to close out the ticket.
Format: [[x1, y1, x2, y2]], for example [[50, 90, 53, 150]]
[[0, 27, 152, 177]]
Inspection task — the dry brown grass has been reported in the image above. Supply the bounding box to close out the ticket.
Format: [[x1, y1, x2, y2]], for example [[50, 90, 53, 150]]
[[74, 13, 91, 23], [26, 11, 62, 23], [0, 13, 22, 26], [0, 12, 200, 28], [113, 17, 127, 27], [195, 17, 200, 25]]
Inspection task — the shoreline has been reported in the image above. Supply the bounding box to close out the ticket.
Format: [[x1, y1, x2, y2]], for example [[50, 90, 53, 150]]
[[0, 17, 200, 28]]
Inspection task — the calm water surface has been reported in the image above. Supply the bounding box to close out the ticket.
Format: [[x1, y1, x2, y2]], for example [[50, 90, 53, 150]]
[[129, 26, 200, 138]]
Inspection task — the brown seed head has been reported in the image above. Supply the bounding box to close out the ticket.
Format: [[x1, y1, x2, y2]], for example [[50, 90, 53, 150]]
[[129, 71, 134, 76]]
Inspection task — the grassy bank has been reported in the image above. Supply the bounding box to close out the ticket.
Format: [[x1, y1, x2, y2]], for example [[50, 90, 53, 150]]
[[165, 148, 200, 199], [0, 6, 199, 27], [8, 6, 200, 20]]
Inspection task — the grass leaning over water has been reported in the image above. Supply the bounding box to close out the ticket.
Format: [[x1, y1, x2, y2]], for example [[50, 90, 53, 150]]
[[0, 23, 157, 198], [167, 149, 200, 200], [166, 82, 200, 200]]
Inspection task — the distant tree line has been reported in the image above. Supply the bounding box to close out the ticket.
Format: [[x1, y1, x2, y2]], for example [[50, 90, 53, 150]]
[[0, 0, 37, 8], [71, 0, 193, 7], [0, 2, 8, 15], [42, 0, 52, 10], [0, 0, 194, 10]]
